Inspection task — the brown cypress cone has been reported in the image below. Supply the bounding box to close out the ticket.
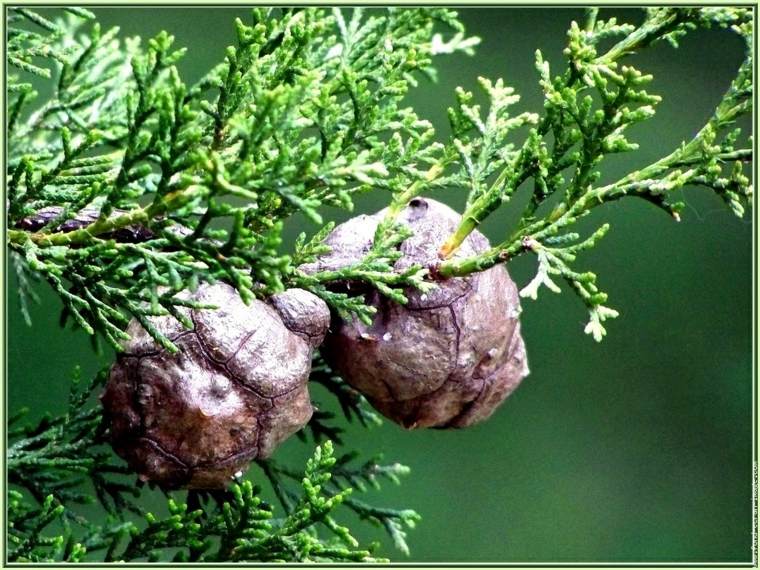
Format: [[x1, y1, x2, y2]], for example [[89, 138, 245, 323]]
[[305, 198, 529, 429], [100, 284, 329, 489]]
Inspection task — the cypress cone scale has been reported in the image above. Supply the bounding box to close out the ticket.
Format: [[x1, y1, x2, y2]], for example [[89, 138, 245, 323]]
[[101, 284, 329, 489], [309, 198, 529, 429]]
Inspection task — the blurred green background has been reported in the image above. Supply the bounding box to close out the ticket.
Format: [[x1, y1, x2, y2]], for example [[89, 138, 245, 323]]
[[8, 7, 753, 563]]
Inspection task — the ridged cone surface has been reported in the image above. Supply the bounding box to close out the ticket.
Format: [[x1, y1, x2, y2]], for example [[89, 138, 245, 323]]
[[312, 198, 529, 429], [101, 284, 328, 488]]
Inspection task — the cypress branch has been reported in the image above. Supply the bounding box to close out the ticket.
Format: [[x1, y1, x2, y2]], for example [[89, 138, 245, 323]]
[[6, 6, 753, 562], [434, 7, 753, 340]]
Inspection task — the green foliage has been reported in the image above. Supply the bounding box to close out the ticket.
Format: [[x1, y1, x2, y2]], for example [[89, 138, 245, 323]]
[[293, 219, 435, 325], [7, 7, 475, 349], [435, 7, 753, 340], [8, 367, 417, 562], [8, 7, 751, 347], [8, 367, 138, 520]]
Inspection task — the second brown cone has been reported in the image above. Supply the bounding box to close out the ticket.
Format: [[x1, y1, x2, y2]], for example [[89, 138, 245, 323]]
[[306, 198, 530, 429]]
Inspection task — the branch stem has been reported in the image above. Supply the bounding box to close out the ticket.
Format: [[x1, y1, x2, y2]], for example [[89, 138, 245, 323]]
[[436, 8, 694, 260], [8, 186, 203, 248]]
